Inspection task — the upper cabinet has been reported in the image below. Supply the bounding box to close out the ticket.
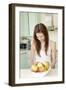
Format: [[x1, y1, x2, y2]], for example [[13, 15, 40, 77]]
[[19, 12, 58, 37], [19, 12, 30, 37], [28, 13, 41, 37]]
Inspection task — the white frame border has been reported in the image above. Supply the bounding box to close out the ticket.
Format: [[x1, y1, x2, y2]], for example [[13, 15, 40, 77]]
[[15, 6, 63, 84]]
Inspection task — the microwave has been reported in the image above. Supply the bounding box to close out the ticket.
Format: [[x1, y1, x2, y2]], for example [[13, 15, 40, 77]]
[[20, 39, 31, 50]]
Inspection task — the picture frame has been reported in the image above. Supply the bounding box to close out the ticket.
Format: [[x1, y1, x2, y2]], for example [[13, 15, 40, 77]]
[[9, 3, 64, 86]]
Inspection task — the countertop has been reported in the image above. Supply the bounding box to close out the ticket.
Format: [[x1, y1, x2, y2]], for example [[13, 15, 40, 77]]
[[20, 68, 58, 79]]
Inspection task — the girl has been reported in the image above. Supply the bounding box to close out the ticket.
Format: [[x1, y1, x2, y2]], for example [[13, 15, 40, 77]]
[[30, 23, 56, 68]]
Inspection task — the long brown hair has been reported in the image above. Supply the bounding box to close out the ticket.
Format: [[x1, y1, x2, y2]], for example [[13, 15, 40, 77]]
[[33, 23, 49, 56]]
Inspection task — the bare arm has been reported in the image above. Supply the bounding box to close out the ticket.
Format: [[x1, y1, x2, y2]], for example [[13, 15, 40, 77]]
[[51, 41, 56, 68], [29, 41, 35, 66]]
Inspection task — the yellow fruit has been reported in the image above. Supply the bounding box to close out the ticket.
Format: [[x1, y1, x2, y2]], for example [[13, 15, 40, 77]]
[[44, 62, 49, 71], [37, 62, 45, 72], [38, 66, 45, 72], [31, 61, 50, 72], [31, 64, 38, 72], [37, 62, 43, 67]]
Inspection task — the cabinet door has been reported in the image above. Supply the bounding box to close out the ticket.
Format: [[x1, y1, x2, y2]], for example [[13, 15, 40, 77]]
[[19, 12, 30, 37], [20, 52, 30, 69], [29, 13, 39, 36]]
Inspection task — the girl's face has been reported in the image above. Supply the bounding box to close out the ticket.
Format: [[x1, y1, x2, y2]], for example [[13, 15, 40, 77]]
[[36, 32, 45, 42]]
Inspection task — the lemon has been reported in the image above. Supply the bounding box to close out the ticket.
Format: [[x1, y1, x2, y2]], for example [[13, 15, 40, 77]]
[[31, 64, 38, 72]]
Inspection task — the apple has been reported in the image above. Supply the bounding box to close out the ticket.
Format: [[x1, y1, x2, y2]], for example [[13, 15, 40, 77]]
[[37, 62, 45, 72], [38, 65, 45, 72]]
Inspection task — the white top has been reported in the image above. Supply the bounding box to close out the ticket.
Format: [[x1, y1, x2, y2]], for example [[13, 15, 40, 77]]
[[35, 42, 51, 63]]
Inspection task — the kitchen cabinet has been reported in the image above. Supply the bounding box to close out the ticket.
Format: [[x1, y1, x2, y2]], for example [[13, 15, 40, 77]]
[[28, 13, 39, 36], [19, 12, 30, 37], [19, 12, 58, 37], [20, 50, 30, 69]]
